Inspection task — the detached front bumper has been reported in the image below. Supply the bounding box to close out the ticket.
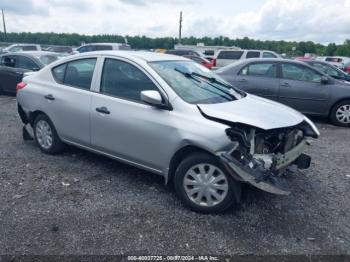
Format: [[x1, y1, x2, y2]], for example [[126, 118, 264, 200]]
[[219, 139, 311, 195]]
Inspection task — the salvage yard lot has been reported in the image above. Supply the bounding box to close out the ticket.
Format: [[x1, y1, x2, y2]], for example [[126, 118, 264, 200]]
[[0, 95, 349, 255]]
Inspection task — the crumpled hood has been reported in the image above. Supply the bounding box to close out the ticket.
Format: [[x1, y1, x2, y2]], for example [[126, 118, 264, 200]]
[[198, 94, 305, 130]]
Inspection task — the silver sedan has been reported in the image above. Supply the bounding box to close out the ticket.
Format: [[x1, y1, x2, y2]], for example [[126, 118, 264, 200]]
[[16, 51, 319, 213]]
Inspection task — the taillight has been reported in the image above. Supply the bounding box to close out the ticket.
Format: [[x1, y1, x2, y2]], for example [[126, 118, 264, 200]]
[[346, 66, 350, 73], [212, 58, 217, 67], [16, 82, 27, 92]]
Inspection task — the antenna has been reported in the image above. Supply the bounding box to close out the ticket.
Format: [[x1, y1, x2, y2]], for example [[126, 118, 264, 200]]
[[179, 11, 182, 44], [2, 9, 6, 39]]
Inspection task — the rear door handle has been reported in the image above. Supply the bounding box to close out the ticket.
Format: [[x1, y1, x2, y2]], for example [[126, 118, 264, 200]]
[[15, 71, 23, 75], [44, 94, 55, 101], [238, 78, 247, 82], [96, 106, 110, 115], [281, 82, 291, 87]]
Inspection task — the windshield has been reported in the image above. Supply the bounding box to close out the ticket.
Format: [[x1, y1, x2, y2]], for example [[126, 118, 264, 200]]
[[150, 60, 244, 104]]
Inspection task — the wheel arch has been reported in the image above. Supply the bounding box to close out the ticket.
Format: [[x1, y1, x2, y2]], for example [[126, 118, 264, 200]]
[[29, 110, 49, 127], [329, 97, 350, 117], [167, 145, 217, 184]]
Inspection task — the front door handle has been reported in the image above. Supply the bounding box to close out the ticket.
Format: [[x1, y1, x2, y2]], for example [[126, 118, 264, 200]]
[[44, 94, 55, 101], [15, 71, 23, 75], [238, 78, 247, 83], [96, 106, 110, 115]]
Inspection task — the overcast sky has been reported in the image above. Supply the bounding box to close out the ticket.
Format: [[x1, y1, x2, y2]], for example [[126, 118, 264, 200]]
[[2, 0, 350, 44]]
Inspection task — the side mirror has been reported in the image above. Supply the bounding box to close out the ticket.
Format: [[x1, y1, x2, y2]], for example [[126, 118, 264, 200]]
[[321, 76, 329, 84], [141, 90, 163, 107]]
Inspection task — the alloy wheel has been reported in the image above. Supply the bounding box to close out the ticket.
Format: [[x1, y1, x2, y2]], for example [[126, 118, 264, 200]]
[[35, 120, 53, 149]]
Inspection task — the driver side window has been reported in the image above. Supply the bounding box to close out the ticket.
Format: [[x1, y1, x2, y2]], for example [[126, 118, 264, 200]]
[[100, 58, 159, 102], [281, 63, 322, 83]]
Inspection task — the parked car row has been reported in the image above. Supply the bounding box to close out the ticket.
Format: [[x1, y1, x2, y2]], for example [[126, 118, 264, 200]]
[[0, 42, 134, 94], [165, 48, 281, 69], [0, 42, 131, 55], [16, 51, 319, 213], [316, 56, 350, 72], [216, 58, 350, 127]]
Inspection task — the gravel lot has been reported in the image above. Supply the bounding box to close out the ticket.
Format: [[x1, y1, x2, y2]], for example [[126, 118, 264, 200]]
[[0, 95, 349, 256]]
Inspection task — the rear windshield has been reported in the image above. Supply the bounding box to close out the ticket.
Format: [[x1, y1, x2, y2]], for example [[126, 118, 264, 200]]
[[326, 57, 342, 62], [217, 51, 243, 60], [38, 54, 59, 65], [204, 50, 215, 56]]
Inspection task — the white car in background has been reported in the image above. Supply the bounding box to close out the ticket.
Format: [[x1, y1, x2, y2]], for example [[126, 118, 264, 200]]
[[317, 56, 350, 70], [214, 49, 281, 68], [1, 44, 42, 53], [75, 43, 131, 53]]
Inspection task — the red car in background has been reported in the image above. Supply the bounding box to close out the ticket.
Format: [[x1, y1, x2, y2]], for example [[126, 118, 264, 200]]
[[344, 61, 350, 74], [294, 56, 314, 61], [184, 55, 214, 69]]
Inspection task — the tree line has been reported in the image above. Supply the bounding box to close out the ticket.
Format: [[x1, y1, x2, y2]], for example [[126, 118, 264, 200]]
[[1, 32, 350, 56]]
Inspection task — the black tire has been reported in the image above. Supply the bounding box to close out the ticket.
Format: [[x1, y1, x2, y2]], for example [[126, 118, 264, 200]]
[[330, 100, 350, 127], [174, 152, 241, 213], [33, 114, 65, 154]]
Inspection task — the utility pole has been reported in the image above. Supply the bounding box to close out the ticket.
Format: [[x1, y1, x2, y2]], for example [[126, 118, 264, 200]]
[[2, 9, 6, 39], [178, 11, 182, 44]]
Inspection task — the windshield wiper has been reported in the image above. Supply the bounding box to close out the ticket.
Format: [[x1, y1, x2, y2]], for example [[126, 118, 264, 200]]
[[175, 68, 241, 99], [174, 68, 233, 101], [190, 72, 244, 98]]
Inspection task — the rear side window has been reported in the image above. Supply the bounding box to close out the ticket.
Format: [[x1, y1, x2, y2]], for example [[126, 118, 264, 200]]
[[22, 46, 37, 51], [17, 56, 39, 70], [246, 51, 260, 59], [263, 52, 277, 58], [93, 45, 113, 51], [1, 56, 16, 67], [52, 64, 67, 83], [217, 51, 243, 60], [100, 58, 158, 102], [52, 58, 96, 90], [240, 63, 277, 78]]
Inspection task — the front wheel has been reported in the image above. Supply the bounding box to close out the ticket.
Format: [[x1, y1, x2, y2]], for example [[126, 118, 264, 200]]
[[174, 153, 241, 213], [330, 100, 350, 127], [33, 114, 65, 154]]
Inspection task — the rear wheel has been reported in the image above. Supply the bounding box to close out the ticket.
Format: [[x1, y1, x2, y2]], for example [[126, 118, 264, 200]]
[[33, 114, 64, 154], [174, 153, 240, 213], [330, 100, 350, 127]]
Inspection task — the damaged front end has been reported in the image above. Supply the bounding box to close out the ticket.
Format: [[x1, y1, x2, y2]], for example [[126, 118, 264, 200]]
[[218, 121, 318, 195]]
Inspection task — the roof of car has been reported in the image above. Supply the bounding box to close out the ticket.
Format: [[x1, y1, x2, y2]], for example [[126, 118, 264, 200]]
[[216, 58, 315, 73], [72, 51, 189, 62], [217, 49, 276, 53], [1, 51, 58, 57], [82, 43, 129, 46]]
